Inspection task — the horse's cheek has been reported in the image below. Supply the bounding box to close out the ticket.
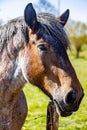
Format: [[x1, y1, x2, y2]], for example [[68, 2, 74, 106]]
[[27, 58, 45, 82]]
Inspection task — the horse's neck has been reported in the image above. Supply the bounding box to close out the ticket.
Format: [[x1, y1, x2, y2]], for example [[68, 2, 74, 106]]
[[0, 19, 27, 86], [0, 19, 27, 106], [0, 50, 26, 87], [0, 19, 27, 126], [0, 37, 25, 83], [0, 42, 26, 107]]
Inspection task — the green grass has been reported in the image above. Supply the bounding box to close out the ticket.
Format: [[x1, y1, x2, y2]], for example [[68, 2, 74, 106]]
[[22, 47, 87, 130], [22, 84, 50, 130]]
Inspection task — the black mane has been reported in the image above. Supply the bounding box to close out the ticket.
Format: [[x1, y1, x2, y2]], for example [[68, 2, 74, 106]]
[[37, 13, 70, 49]]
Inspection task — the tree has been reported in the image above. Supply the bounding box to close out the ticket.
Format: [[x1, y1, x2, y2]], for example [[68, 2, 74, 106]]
[[34, 0, 57, 16], [66, 20, 87, 58]]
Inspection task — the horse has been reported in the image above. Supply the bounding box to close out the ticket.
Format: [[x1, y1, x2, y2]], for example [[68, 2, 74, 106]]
[[0, 3, 84, 130]]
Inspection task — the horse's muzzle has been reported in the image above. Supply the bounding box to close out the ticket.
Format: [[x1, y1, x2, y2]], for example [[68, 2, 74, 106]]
[[54, 91, 84, 117], [54, 100, 72, 117]]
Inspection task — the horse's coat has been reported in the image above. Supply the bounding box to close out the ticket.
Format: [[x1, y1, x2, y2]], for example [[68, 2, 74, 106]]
[[0, 3, 84, 130]]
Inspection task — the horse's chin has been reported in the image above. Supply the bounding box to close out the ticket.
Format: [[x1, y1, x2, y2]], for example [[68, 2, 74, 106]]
[[54, 100, 72, 117]]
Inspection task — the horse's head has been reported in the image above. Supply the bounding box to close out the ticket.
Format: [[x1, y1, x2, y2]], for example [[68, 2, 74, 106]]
[[21, 3, 84, 117]]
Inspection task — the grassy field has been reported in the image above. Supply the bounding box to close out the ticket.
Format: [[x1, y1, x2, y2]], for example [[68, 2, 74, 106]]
[[22, 46, 87, 130]]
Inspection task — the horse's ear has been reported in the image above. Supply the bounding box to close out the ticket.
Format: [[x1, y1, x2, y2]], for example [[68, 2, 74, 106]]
[[57, 9, 69, 26], [24, 3, 38, 31]]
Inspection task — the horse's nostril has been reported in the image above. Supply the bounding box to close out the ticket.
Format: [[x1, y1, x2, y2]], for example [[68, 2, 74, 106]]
[[65, 91, 77, 105]]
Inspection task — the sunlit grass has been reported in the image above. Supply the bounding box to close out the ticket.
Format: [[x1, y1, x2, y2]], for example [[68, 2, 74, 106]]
[[22, 47, 87, 130], [23, 84, 50, 130]]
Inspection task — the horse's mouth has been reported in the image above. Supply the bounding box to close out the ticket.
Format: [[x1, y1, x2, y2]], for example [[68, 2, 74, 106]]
[[54, 100, 72, 117]]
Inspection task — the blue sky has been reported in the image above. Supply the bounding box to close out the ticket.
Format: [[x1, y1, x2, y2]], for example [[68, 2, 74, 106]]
[[0, 0, 87, 23]]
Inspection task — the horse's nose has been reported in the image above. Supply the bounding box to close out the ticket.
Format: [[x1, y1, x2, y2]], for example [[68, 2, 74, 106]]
[[65, 90, 77, 105]]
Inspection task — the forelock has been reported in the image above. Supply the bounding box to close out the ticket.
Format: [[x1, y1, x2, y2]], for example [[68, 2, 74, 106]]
[[37, 13, 70, 49]]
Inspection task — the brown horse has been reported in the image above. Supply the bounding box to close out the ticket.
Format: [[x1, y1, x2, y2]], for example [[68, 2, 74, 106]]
[[0, 3, 84, 130]]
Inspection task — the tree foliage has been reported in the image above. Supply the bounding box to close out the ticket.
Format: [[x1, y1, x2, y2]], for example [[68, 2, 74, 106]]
[[35, 0, 57, 15], [67, 20, 87, 58]]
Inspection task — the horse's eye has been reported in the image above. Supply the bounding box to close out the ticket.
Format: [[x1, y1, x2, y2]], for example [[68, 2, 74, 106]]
[[38, 44, 47, 51]]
